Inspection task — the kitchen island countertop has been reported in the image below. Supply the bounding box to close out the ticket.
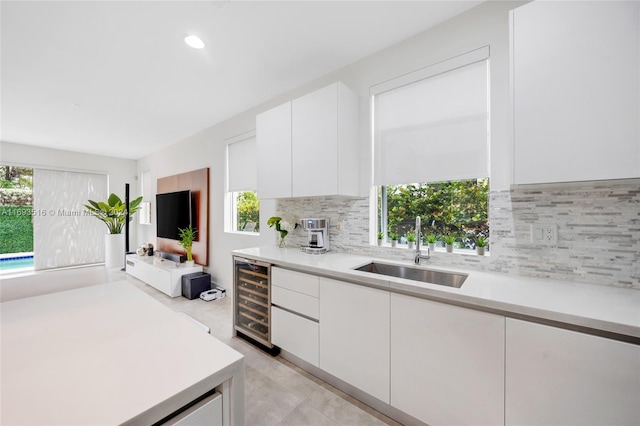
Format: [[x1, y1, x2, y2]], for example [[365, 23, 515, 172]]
[[1, 280, 245, 425], [233, 246, 640, 340]]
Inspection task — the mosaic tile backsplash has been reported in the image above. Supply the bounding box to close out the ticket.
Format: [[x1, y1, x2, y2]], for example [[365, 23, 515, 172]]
[[276, 179, 639, 289]]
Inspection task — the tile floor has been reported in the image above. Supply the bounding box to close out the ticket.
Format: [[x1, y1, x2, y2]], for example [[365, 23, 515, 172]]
[[2, 266, 401, 426], [124, 273, 402, 426]]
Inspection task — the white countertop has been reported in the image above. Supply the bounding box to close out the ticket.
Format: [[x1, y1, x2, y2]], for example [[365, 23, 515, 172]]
[[233, 246, 640, 339], [1, 281, 244, 425]]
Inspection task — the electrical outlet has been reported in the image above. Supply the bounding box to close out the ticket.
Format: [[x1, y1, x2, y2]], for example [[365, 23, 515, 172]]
[[543, 225, 557, 244], [530, 224, 558, 245]]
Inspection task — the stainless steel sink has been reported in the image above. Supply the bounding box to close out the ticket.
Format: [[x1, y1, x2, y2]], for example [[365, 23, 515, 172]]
[[354, 262, 467, 288]]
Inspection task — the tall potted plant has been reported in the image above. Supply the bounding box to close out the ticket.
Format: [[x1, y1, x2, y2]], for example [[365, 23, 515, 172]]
[[178, 225, 197, 267], [85, 193, 143, 267]]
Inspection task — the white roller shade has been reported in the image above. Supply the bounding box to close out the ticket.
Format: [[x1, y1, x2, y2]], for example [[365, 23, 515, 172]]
[[372, 48, 489, 186], [227, 135, 257, 192], [33, 169, 107, 270]]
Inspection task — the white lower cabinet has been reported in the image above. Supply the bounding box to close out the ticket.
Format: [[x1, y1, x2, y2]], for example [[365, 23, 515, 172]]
[[319, 277, 390, 403], [125, 254, 202, 298], [390, 293, 505, 426], [269, 267, 640, 425], [271, 306, 319, 366], [271, 267, 320, 366], [505, 318, 640, 425]]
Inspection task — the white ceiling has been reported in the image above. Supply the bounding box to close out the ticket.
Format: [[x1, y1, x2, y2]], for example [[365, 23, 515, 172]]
[[1, 1, 483, 160]]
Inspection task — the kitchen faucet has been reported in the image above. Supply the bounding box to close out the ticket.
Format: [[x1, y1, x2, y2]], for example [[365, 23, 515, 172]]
[[414, 216, 430, 265]]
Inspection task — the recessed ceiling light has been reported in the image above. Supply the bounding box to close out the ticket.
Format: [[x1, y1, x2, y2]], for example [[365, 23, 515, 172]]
[[184, 35, 205, 49]]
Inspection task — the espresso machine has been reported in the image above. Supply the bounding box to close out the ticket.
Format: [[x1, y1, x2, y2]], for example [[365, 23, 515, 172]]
[[300, 218, 329, 254]]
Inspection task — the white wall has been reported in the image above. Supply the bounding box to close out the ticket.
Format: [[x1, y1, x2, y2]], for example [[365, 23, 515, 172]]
[[136, 1, 526, 288], [1, 141, 138, 240]]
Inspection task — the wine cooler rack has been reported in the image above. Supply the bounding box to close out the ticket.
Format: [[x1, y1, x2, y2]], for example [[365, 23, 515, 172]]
[[233, 256, 273, 348]]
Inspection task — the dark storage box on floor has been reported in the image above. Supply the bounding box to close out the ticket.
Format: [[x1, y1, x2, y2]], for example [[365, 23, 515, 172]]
[[182, 272, 211, 299]]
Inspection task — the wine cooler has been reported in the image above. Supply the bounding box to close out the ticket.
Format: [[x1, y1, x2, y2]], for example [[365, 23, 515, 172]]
[[233, 256, 274, 348]]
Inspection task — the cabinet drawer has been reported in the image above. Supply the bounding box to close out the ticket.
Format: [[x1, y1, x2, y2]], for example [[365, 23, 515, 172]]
[[272, 306, 319, 366], [272, 285, 319, 320], [168, 392, 222, 426], [272, 267, 319, 297]]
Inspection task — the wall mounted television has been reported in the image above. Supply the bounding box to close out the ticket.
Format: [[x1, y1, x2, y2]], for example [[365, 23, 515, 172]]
[[156, 190, 193, 240]]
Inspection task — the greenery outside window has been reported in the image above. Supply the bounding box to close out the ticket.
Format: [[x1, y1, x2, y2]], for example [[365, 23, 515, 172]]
[[231, 191, 260, 233], [0, 166, 34, 254], [226, 132, 260, 234], [377, 179, 488, 250]]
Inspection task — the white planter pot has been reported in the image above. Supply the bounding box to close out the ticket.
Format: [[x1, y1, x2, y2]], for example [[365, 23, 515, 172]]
[[105, 233, 125, 268], [408, 241, 415, 250], [428, 243, 436, 252], [185, 260, 195, 267], [446, 244, 453, 253], [477, 246, 486, 256]]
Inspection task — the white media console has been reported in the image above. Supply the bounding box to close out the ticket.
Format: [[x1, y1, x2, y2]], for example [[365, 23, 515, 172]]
[[125, 254, 203, 298]]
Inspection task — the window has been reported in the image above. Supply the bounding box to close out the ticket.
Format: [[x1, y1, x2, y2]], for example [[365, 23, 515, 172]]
[[378, 179, 489, 249], [231, 190, 260, 233], [226, 132, 259, 234], [371, 47, 490, 250], [33, 168, 108, 269]]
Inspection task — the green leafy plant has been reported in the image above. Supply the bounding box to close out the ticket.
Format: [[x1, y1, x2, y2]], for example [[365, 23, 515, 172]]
[[389, 232, 398, 241], [381, 178, 489, 249], [267, 216, 289, 240], [236, 191, 260, 232], [476, 236, 488, 247], [178, 224, 197, 261], [377, 231, 384, 240], [84, 193, 143, 234], [426, 234, 437, 244], [0, 206, 34, 253], [0, 179, 15, 189], [444, 235, 456, 246], [407, 232, 416, 242]]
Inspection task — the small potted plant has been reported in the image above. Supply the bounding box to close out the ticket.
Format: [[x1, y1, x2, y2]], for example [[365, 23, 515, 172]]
[[407, 232, 416, 250], [390, 232, 398, 248], [444, 235, 456, 253], [476, 236, 488, 256], [178, 224, 197, 267], [426, 234, 437, 252], [377, 231, 384, 246], [268, 216, 289, 248]]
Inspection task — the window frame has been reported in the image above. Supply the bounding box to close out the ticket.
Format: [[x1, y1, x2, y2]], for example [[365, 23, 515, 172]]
[[374, 179, 490, 253], [370, 47, 491, 250], [225, 131, 260, 236]]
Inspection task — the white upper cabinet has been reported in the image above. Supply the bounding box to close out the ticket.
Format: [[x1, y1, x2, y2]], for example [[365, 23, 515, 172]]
[[292, 82, 359, 197], [256, 101, 292, 199], [511, 1, 640, 184], [256, 82, 360, 199]]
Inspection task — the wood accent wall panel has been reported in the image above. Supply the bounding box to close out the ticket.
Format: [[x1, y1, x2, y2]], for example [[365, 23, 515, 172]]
[[157, 168, 209, 266]]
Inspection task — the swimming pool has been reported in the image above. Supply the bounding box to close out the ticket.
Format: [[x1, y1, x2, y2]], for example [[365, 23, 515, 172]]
[[0, 255, 34, 271]]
